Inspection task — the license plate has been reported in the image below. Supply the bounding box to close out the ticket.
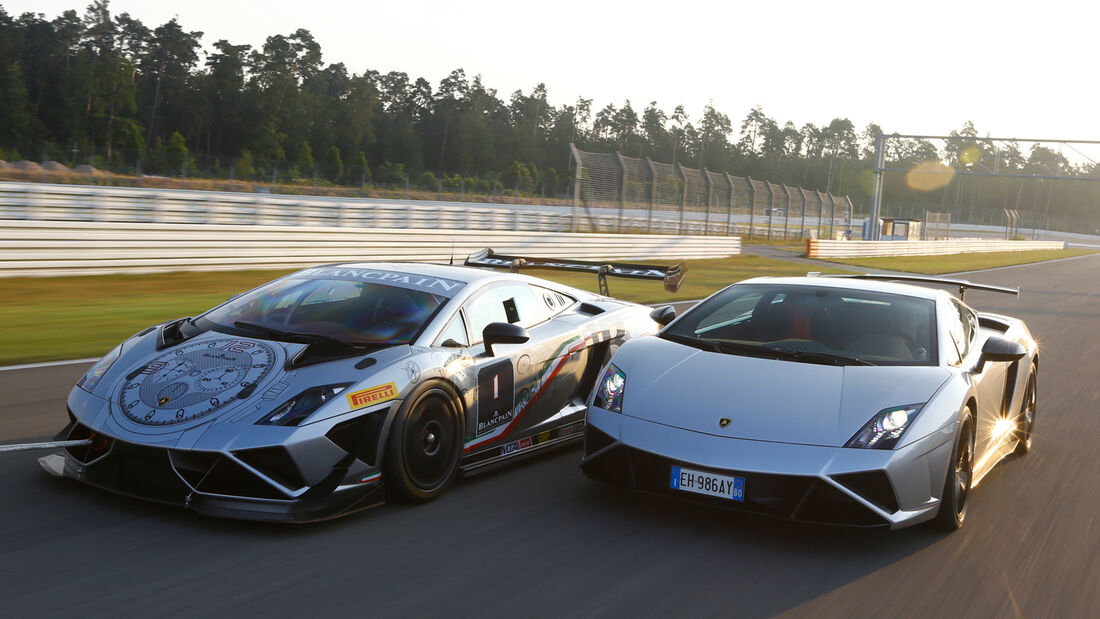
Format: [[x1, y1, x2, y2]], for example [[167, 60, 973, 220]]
[[670, 465, 745, 501]]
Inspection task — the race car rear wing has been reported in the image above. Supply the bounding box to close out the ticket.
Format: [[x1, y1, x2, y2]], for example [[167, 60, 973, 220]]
[[465, 248, 686, 296], [818, 273, 1018, 301]]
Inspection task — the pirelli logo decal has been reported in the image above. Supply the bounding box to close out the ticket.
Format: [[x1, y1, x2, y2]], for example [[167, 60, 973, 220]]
[[346, 382, 399, 410]]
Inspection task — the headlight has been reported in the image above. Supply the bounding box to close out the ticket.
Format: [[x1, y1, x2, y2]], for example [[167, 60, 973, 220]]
[[257, 383, 352, 426], [593, 364, 626, 413], [845, 404, 924, 449], [77, 344, 124, 393]]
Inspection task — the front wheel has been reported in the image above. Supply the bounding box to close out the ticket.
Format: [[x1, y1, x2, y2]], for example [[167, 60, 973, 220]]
[[1014, 364, 1037, 456], [932, 407, 975, 531], [383, 382, 464, 502]]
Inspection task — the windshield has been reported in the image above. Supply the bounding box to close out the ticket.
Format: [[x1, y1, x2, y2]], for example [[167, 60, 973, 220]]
[[664, 283, 937, 366], [196, 276, 449, 345]]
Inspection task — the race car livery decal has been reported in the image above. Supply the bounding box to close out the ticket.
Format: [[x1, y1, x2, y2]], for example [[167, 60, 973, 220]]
[[358, 472, 383, 484], [466, 335, 587, 451], [476, 360, 515, 436], [116, 338, 277, 426], [346, 382, 399, 410], [296, 267, 466, 296]]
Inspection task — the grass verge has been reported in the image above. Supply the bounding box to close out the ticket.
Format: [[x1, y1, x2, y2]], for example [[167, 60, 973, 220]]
[[0, 256, 845, 366], [825, 248, 1097, 275]]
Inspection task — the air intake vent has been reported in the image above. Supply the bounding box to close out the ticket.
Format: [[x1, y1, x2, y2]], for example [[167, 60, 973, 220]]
[[326, 412, 385, 466], [831, 470, 899, 513], [233, 446, 306, 491]]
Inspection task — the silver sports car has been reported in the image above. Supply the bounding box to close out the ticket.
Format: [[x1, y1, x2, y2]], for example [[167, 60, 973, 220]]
[[581, 274, 1036, 530], [42, 250, 684, 521]]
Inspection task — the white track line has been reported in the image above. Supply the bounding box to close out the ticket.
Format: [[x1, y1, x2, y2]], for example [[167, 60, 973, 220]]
[[0, 358, 99, 372]]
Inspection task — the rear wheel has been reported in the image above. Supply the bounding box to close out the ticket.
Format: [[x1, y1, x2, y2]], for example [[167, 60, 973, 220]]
[[932, 408, 974, 531], [1014, 364, 1037, 456], [383, 382, 464, 502]]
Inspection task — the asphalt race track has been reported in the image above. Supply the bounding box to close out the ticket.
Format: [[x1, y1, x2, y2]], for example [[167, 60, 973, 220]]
[[1, 257, 1099, 617]]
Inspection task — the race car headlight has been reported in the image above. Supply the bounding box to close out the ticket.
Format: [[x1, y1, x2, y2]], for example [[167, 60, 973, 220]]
[[845, 404, 924, 449], [257, 383, 352, 426], [593, 364, 626, 413], [76, 344, 123, 393]]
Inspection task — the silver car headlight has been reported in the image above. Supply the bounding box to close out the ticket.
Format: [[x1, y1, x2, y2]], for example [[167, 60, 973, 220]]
[[845, 404, 924, 449], [593, 364, 626, 413], [77, 344, 124, 393], [257, 383, 352, 426]]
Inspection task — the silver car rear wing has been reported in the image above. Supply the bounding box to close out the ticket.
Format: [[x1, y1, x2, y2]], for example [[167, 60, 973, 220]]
[[819, 273, 1018, 301], [465, 248, 686, 296]]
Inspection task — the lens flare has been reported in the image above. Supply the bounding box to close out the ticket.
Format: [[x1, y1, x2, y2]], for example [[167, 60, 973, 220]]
[[905, 160, 954, 192], [960, 146, 982, 165]]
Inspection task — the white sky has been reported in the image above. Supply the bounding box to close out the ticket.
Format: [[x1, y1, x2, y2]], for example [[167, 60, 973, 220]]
[[7, 0, 1100, 143]]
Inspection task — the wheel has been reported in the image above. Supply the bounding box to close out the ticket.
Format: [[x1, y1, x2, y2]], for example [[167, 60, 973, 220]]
[[932, 407, 975, 531], [1014, 364, 1037, 456], [383, 381, 464, 502]]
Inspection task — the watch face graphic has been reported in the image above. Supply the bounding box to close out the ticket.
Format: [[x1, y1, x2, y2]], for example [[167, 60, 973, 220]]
[[118, 338, 276, 426]]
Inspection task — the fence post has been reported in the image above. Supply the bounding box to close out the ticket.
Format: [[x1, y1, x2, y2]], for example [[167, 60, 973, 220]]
[[570, 143, 582, 233], [645, 157, 658, 234], [800, 189, 808, 239], [746, 177, 756, 239], [725, 173, 735, 236], [816, 190, 825, 239], [702, 168, 713, 236], [846, 196, 855, 237], [782, 185, 791, 240], [616, 152, 629, 234], [766, 182, 775, 241], [828, 194, 837, 239], [675, 162, 688, 235]]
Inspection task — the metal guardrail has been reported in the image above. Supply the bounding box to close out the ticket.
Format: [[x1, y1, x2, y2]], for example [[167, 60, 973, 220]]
[[0, 220, 741, 277], [807, 239, 1067, 259], [0, 181, 741, 236]]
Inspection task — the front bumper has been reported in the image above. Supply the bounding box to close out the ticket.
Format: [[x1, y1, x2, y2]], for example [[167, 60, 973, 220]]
[[580, 407, 954, 529], [44, 417, 388, 523]]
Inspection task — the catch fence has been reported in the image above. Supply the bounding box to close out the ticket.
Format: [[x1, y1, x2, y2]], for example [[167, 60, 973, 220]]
[[570, 145, 855, 239]]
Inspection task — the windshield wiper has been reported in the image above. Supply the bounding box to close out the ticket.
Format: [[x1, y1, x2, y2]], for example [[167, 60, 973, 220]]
[[660, 332, 722, 353], [232, 321, 362, 349], [764, 347, 874, 366]]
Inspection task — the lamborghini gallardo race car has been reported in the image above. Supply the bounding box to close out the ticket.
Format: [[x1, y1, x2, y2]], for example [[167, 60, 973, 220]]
[[41, 250, 684, 521], [582, 274, 1037, 530]]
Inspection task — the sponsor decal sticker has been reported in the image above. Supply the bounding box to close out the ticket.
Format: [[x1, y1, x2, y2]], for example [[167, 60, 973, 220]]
[[404, 360, 421, 383], [500, 436, 533, 456], [297, 267, 465, 296], [359, 472, 383, 484], [346, 382, 399, 410], [261, 381, 290, 401], [141, 361, 167, 375]]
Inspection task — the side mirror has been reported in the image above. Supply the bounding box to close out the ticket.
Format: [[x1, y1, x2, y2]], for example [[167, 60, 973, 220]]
[[649, 305, 676, 327], [974, 336, 1026, 373], [482, 322, 529, 356]]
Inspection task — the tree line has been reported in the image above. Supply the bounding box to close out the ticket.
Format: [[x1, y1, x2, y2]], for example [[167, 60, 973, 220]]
[[1, 1, 1097, 231]]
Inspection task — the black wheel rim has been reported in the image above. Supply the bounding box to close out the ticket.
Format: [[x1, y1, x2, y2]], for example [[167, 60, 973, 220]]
[[954, 425, 973, 521], [403, 393, 458, 490], [1018, 372, 1036, 447]]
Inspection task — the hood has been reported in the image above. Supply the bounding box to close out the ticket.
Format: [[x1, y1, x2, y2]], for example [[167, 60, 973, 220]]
[[84, 329, 408, 440], [614, 336, 951, 447]]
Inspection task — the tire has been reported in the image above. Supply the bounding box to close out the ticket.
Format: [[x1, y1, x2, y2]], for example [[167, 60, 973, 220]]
[[1014, 364, 1037, 456], [383, 381, 464, 503], [932, 407, 975, 531]]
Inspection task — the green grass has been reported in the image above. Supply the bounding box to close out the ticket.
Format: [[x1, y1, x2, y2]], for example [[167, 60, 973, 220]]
[[825, 248, 1097, 275], [4, 247, 1092, 366], [0, 256, 846, 365]]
